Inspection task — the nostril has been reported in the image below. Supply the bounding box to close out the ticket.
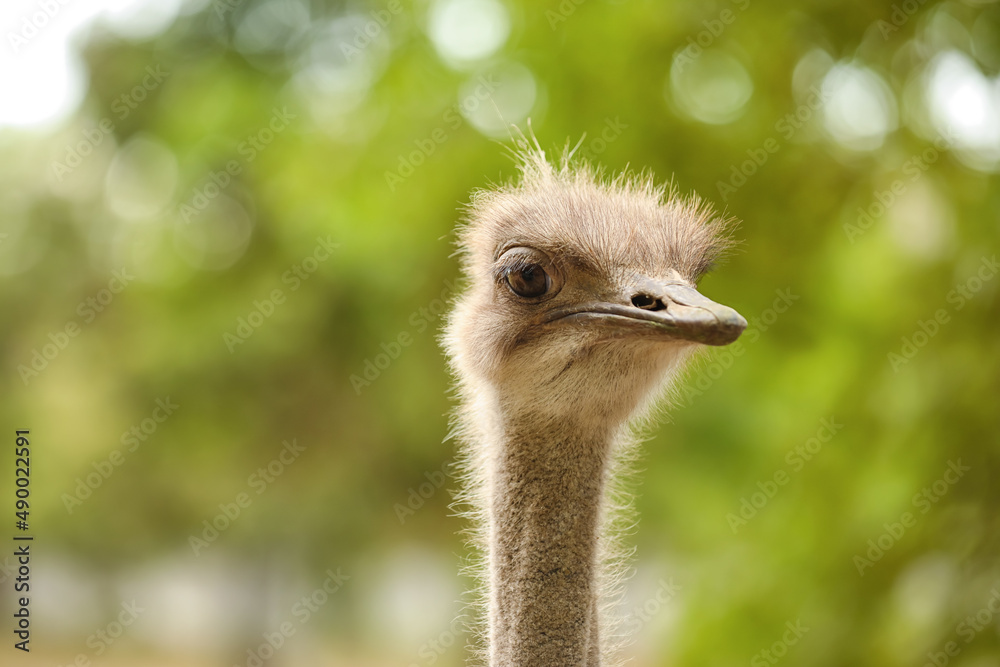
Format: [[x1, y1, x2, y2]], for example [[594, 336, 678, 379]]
[[631, 293, 666, 311]]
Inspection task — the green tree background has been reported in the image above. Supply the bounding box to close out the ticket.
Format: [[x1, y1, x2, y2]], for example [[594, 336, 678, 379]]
[[1, 0, 998, 665]]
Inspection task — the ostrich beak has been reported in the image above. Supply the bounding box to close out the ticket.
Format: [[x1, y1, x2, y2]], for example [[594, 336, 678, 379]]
[[646, 282, 747, 346], [543, 280, 747, 346]]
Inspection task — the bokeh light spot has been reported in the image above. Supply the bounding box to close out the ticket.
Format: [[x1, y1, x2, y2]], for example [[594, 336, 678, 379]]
[[886, 180, 954, 260], [292, 15, 388, 121], [172, 193, 254, 271], [669, 50, 753, 125], [233, 0, 311, 56], [105, 133, 179, 221], [821, 63, 897, 152], [428, 0, 510, 67], [460, 61, 537, 138], [924, 49, 1000, 172]]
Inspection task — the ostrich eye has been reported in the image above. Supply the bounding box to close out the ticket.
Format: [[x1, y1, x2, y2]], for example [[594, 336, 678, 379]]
[[495, 246, 561, 300], [506, 264, 550, 298]]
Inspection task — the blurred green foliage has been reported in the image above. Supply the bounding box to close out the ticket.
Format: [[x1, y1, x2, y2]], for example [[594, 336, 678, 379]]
[[1, 0, 999, 666]]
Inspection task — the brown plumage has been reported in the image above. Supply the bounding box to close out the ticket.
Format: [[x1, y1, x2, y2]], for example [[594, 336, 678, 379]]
[[443, 142, 746, 667]]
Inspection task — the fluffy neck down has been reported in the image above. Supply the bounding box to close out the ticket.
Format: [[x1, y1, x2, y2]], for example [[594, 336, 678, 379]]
[[487, 413, 612, 667]]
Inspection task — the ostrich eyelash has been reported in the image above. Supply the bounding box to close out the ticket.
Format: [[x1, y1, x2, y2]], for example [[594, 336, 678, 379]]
[[492, 255, 541, 285]]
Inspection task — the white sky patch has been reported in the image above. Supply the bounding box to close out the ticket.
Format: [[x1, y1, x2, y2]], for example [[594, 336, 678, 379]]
[[0, 0, 182, 129]]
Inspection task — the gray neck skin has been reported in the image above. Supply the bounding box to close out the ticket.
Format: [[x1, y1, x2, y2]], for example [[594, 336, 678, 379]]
[[488, 416, 610, 667]]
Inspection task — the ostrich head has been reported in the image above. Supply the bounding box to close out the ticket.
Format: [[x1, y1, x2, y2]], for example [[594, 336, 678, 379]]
[[446, 147, 746, 434], [443, 145, 747, 667]]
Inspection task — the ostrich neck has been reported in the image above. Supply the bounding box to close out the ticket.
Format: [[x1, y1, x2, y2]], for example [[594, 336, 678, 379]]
[[488, 414, 610, 667]]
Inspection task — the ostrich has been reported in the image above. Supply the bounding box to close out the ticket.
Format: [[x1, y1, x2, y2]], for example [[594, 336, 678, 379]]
[[443, 143, 746, 667]]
